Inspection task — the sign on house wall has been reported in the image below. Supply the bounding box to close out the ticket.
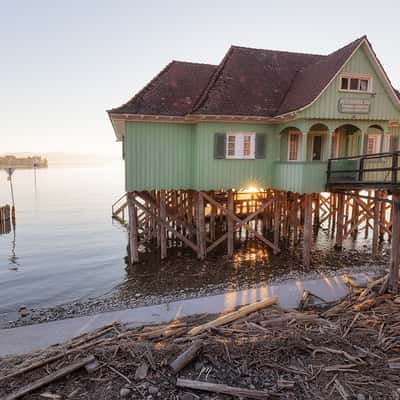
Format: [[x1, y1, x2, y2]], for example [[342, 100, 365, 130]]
[[338, 98, 371, 114]]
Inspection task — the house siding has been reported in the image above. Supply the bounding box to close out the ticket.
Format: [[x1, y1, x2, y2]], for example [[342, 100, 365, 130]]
[[300, 46, 400, 121], [125, 122, 194, 191]]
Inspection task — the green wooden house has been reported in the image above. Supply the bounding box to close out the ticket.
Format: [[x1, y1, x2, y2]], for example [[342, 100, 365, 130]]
[[108, 35, 400, 195]]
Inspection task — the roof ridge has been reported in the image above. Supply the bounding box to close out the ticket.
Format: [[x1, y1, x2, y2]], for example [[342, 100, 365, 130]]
[[190, 46, 236, 113], [171, 60, 217, 67], [230, 44, 326, 58], [107, 61, 175, 113]]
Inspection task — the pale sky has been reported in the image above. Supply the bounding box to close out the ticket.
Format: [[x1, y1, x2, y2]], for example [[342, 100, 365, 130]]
[[1, 0, 399, 156]]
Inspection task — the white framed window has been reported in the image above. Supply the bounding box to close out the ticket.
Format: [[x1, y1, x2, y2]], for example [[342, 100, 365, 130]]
[[225, 132, 256, 159], [366, 134, 381, 154], [340, 73, 372, 93], [288, 131, 301, 161]]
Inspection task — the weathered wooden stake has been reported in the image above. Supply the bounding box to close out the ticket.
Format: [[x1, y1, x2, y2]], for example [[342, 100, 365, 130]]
[[303, 194, 313, 267], [372, 191, 381, 256], [335, 193, 345, 249], [196, 192, 206, 259], [389, 191, 400, 293], [128, 195, 139, 264], [227, 190, 234, 257], [273, 192, 280, 254], [160, 190, 167, 259]]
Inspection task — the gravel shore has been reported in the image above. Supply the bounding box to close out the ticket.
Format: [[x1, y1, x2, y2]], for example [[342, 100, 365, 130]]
[[2, 238, 389, 329]]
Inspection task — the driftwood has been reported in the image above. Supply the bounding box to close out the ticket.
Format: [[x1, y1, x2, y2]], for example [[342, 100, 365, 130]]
[[176, 378, 274, 399], [188, 297, 277, 336], [4, 355, 95, 400], [169, 340, 202, 373]]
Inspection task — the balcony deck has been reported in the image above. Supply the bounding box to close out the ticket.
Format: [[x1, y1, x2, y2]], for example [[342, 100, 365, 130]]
[[327, 151, 400, 192]]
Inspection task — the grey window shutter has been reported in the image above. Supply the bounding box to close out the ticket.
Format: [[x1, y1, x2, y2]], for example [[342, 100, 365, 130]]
[[122, 135, 125, 160], [214, 133, 226, 159], [255, 133, 266, 159]]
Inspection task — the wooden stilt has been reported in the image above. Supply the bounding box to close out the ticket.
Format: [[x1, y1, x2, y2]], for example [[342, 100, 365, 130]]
[[372, 191, 380, 256], [389, 191, 400, 293], [160, 190, 167, 259], [335, 193, 345, 249], [196, 192, 206, 260], [128, 194, 139, 264], [303, 194, 312, 267], [273, 192, 280, 255], [227, 190, 234, 257]]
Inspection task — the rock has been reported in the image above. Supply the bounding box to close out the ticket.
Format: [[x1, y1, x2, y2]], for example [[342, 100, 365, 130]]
[[148, 385, 159, 395], [18, 305, 27, 312], [120, 387, 131, 398], [135, 362, 149, 380]]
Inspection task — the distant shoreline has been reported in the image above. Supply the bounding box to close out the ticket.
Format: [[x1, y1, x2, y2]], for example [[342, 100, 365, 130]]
[[0, 155, 48, 169]]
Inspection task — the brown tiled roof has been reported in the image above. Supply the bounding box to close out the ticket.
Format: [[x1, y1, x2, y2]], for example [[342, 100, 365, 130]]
[[109, 36, 399, 118], [108, 61, 217, 116], [277, 37, 365, 115], [191, 46, 322, 116]]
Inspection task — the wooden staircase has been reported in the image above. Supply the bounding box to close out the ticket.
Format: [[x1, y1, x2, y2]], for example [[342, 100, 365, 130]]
[[112, 193, 129, 225]]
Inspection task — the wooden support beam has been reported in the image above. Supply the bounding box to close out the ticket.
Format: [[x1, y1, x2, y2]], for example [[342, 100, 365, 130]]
[[303, 194, 313, 267], [131, 194, 199, 253], [273, 192, 280, 255], [372, 191, 381, 256], [335, 193, 345, 249], [389, 191, 400, 293], [160, 190, 167, 260], [227, 190, 234, 257], [196, 192, 206, 259], [128, 195, 139, 264]]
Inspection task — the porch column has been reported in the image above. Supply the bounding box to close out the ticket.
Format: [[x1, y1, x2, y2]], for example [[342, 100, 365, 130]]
[[359, 131, 366, 155], [301, 131, 308, 161], [326, 131, 333, 159]]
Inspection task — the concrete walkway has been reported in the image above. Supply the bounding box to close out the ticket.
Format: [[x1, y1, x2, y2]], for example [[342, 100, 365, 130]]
[[0, 273, 368, 357]]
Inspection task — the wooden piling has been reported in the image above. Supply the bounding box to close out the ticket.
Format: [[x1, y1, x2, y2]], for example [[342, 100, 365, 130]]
[[227, 190, 234, 257], [128, 195, 139, 264], [372, 191, 381, 256], [303, 194, 313, 267], [389, 191, 400, 293], [160, 190, 167, 260], [335, 193, 345, 249]]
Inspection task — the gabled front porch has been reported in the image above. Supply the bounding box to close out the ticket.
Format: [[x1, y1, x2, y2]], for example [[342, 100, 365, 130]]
[[273, 120, 396, 194]]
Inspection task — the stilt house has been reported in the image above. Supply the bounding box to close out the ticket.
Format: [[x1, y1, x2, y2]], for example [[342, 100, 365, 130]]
[[108, 36, 400, 289]]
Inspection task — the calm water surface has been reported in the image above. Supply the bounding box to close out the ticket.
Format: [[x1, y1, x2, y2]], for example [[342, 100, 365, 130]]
[[0, 163, 128, 314]]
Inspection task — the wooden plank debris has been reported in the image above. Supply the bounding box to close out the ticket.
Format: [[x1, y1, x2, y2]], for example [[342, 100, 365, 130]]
[[187, 297, 277, 336], [176, 378, 274, 399], [4, 355, 95, 400]]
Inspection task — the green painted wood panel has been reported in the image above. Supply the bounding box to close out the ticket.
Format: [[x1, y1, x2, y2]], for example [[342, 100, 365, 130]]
[[125, 122, 194, 191], [273, 162, 327, 193], [193, 123, 276, 190], [300, 46, 400, 121]]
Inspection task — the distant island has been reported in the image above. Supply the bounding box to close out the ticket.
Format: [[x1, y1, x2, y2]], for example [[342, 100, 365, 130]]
[[0, 155, 48, 169]]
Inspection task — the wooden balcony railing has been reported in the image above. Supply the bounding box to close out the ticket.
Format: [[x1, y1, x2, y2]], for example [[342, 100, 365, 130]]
[[327, 151, 400, 190]]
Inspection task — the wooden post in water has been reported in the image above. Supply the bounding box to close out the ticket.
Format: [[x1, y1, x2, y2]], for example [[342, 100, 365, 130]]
[[389, 191, 400, 293], [128, 194, 139, 264], [372, 191, 381, 256], [303, 194, 313, 267], [273, 191, 280, 254], [335, 193, 345, 249], [227, 190, 234, 257], [196, 192, 206, 260], [160, 190, 167, 260]]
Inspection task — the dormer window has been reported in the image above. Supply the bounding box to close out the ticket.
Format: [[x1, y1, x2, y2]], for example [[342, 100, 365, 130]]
[[340, 74, 372, 92]]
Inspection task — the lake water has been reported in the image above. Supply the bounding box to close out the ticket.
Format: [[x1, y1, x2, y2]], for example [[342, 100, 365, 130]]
[[0, 163, 128, 316]]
